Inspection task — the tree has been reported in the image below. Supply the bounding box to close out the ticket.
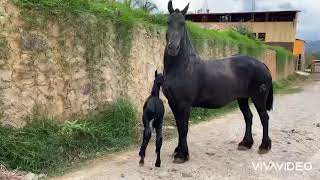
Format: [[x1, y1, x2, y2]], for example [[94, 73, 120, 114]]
[[232, 24, 256, 40], [132, 0, 158, 12]]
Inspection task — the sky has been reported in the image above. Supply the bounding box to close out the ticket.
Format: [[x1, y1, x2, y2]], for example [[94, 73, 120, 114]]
[[153, 0, 320, 41]]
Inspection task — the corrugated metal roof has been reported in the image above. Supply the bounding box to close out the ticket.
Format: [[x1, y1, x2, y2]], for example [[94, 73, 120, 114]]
[[187, 10, 301, 16]]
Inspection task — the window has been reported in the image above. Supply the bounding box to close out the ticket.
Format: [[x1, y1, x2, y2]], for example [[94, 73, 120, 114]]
[[258, 33, 266, 41]]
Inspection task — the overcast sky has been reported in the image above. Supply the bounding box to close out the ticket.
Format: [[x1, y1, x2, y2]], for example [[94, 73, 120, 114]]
[[153, 0, 320, 41]]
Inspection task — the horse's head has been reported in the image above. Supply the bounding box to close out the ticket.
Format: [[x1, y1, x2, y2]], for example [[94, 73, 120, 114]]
[[166, 0, 189, 56], [154, 70, 164, 86]]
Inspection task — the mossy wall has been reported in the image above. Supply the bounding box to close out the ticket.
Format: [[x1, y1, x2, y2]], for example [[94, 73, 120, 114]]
[[0, 0, 295, 126]]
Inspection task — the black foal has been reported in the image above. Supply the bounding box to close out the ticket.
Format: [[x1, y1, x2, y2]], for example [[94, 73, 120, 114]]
[[139, 70, 165, 167]]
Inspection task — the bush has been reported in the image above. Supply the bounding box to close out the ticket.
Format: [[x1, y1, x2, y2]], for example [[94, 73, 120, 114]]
[[0, 99, 137, 174]]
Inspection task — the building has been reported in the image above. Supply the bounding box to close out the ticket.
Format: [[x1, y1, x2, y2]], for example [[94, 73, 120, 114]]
[[311, 60, 320, 73], [293, 39, 306, 71], [185, 10, 300, 52]]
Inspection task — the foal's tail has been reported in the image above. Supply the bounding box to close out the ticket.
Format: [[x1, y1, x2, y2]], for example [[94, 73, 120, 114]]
[[266, 85, 273, 111]]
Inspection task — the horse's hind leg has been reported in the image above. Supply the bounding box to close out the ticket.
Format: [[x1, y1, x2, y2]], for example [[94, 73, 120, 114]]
[[155, 123, 163, 167], [237, 98, 254, 150], [139, 115, 152, 166], [252, 96, 272, 154]]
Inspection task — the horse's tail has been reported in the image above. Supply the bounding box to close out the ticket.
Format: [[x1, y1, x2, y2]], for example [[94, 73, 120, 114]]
[[266, 85, 273, 111]]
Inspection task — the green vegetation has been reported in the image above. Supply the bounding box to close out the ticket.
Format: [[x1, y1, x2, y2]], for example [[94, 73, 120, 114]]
[[0, 99, 138, 174], [273, 74, 308, 94], [271, 46, 295, 75], [191, 102, 238, 123], [187, 22, 266, 58], [306, 52, 320, 68], [0, 35, 9, 60], [13, 0, 293, 74]]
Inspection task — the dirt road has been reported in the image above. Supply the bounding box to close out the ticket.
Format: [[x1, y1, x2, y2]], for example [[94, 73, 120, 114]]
[[55, 75, 320, 180]]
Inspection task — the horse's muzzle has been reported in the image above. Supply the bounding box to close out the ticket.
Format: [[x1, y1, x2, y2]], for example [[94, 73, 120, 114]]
[[167, 43, 180, 56]]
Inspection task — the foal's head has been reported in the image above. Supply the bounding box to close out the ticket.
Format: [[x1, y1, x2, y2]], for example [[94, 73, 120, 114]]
[[166, 0, 189, 56], [151, 70, 164, 97]]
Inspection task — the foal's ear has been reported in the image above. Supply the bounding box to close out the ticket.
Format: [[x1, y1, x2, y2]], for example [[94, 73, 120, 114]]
[[181, 2, 190, 16], [168, 0, 174, 14]]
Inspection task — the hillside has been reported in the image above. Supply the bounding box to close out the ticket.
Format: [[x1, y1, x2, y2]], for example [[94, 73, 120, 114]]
[[306, 40, 320, 53]]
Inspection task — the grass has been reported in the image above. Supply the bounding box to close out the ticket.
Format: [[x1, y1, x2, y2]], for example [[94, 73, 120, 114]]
[[270, 46, 295, 76], [0, 35, 9, 60], [273, 74, 309, 94], [186, 22, 266, 58], [0, 99, 138, 175], [190, 102, 238, 123]]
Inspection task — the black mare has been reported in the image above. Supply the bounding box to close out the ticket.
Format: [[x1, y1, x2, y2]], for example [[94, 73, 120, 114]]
[[139, 71, 165, 167], [162, 0, 273, 163]]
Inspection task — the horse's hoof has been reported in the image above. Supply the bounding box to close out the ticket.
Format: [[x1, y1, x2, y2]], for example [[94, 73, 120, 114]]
[[237, 140, 253, 150], [173, 155, 189, 164], [173, 157, 186, 164], [237, 145, 250, 151], [258, 139, 271, 154], [155, 162, 161, 167], [172, 152, 177, 157], [258, 149, 270, 154]]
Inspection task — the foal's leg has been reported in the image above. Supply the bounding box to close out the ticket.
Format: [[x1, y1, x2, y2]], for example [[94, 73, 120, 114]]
[[252, 97, 272, 154], [237, 98, 254, 150], [155, 124, 163, 167], [139, 115, 152, 165], [169, 103, 191, 163]]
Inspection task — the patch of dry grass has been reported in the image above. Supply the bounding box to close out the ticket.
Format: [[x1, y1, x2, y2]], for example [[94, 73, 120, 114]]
[[0, 165, 25, 180]]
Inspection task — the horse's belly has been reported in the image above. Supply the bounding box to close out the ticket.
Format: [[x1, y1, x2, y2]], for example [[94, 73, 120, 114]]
[[192, 97, 232, 109]]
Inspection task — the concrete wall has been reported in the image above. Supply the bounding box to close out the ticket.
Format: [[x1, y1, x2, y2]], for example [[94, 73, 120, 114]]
[[197, 21, 297, 43]]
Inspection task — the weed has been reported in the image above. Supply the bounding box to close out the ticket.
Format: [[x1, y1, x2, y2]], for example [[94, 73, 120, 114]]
[[0, 99, 137, 174]]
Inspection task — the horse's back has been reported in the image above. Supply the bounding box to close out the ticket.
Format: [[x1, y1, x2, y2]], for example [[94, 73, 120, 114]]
[[204, 55, 272, 82]]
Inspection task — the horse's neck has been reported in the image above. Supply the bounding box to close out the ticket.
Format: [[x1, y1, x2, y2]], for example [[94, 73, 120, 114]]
[[151, 85, 160, 97], [164, 27, 199, 73]]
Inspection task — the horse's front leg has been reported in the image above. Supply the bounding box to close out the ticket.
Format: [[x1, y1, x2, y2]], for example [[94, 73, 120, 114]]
[[170, 104, 191, 164]]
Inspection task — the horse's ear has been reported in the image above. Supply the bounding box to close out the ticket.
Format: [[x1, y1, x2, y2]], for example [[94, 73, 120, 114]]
[[168, 0, 174, 14], [181, 2, 189, 16], [155, 70, 158, 77]]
